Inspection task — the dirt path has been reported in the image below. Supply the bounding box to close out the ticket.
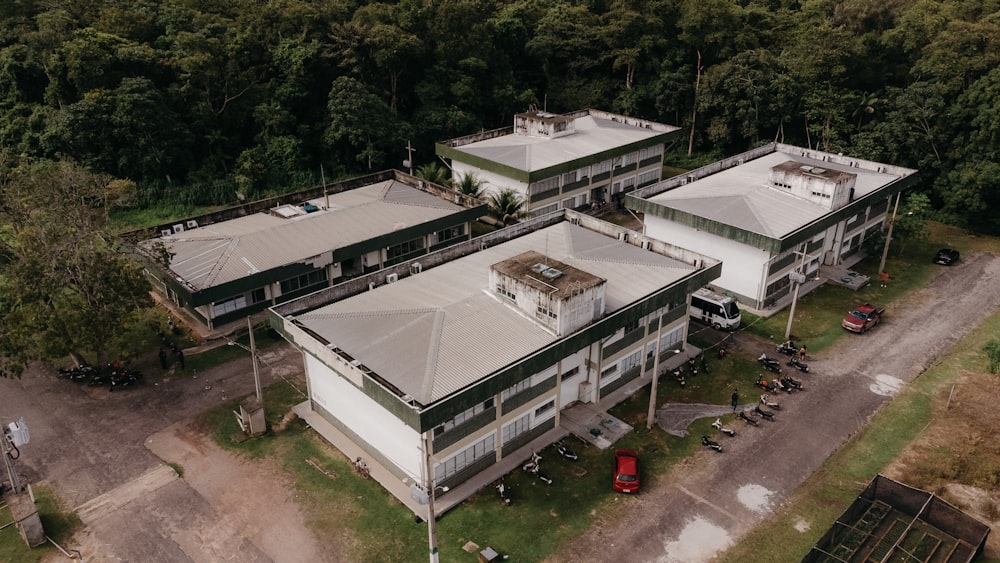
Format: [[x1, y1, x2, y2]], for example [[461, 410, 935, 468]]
[[549, 252, 1000, 562]]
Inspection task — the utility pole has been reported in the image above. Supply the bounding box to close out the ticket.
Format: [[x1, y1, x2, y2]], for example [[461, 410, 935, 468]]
[[878, 192, 902, 278], [404, 140, 415, 175], [248, 316, 262, 403], [646, 314, 683, 431], [784, 244, 810, 341], [423, 432, 440, 563]]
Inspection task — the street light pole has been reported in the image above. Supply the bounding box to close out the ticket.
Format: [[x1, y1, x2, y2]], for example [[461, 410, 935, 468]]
[[784, 244, 809, 341], [248, 317, 262, 403], [423, 432, 440, 563], [647, 329, 683, 431]]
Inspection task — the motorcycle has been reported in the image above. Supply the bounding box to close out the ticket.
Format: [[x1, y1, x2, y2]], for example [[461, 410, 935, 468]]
[[718, 346, 728, 359], [776, 341, 797, 356], [110, 369, 140, 391], [758, 353, 783, 374], [754, 404, 776, 421], [687, 356, 698, 377], [701, 435, 723, 452], [496, 480, 512, 506], [712, 418, 736, 437], [759, 393, 781, 410], [755, 374, 784, 393], [738, 411, 760, 426], [780, 375, 804, 391], [787, 357, 810, 373], [699, 354, 711, 374], [671, 366, 686, 387], [555, 440, 579, 461], [522, 452, 553, 485], [60, 364, 98, 382]]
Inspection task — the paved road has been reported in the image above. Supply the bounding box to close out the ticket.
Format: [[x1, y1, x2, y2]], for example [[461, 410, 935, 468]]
[[550, 252, 1000, 562]]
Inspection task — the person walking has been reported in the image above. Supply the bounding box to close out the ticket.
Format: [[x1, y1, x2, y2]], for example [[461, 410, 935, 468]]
[[880, 271, 889, 287], [731, 389, 739, 412], [176, 348, 185, 369], [158, 348, 169, 370]]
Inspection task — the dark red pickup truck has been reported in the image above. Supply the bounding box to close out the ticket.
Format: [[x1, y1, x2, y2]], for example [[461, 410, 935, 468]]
[[842, 303, 884, 333]]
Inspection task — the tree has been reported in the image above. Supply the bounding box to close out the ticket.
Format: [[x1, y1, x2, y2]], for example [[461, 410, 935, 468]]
[[891, 192, 932, 255], [488, 188, 524, 226], [324, 76, 397, 171], [0, 154, 153, 377], [454, 172, 484, 198], [415, 162, 450, 186]]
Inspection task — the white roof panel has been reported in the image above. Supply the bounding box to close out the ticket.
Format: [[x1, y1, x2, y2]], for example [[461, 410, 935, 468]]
[[647, 148, 910, 238], [145, 181, 467, 290], [295, 222, 696, 404]]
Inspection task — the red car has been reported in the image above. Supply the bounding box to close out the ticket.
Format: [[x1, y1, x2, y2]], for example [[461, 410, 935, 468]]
[[842, 303, 884, 333], [613, 449, 640, 493]]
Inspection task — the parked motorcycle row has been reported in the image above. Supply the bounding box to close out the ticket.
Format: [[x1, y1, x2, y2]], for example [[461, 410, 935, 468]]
[[58, 362, 142, 391], [496, 439, 581, 505], [700, 345, 814, 453], [669, 354, 712, 388]]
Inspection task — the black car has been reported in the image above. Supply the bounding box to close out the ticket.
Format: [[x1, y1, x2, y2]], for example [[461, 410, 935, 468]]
[[933, 248, 960, 265]]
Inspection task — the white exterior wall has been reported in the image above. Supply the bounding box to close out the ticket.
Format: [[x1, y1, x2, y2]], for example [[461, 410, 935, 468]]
[[304, 353, 422, 480], [644, 216, 770, 303], [557, 349, 589, 408], [452, 162, 529, 203]]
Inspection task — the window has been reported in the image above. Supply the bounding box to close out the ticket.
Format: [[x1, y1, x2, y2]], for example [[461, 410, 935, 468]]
[[592, 160, 611, 175], [435, 433, 496, 481], [639, 144, 663, 161], [210, 288, 268, 317], [534, 399, 555, 418], [497, 286, 516, 301], [387, 237, 424, 260], [621, 349, 641, 372], [637, 170, 658, 185], [536, 303, 557, 320], [623, 319, 640, 334], [502, 380, 530, 401], [562, 171, 578, 184], [622, 151, 638, 166], [529, 177, 559, 196], [436, 225, 465, 244], [530, 203, 559, 217], [502, 414, 530, 444], [279, 269, 328, 294], [562, 366, 580, 378], [434, 398, 495, 436]]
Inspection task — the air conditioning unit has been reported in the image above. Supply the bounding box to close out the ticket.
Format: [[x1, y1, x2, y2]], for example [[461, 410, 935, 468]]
[[161, 229, 173, 237], [186, 220, 199, 229], [617, 232, 628, 242], [386, 273, 399, 283], [410, 262, 423, 274], [642, 241, 652, 250], [172, 223, 185, 233], [368, 282, 376, 291]]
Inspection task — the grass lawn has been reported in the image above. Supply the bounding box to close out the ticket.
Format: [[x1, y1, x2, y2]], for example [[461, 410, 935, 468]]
[[0, 486, 81, 562]]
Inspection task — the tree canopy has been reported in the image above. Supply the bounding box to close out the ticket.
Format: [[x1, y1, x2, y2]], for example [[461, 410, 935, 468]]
[[0, 0, 997, 232]]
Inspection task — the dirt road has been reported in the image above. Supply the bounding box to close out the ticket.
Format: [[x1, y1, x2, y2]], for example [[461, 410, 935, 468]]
[[549, 252, 1000, 562], [0, 342, 334, 562]]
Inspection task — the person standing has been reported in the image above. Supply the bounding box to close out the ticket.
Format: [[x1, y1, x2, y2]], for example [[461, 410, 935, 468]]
[[731, 389, 739, 411], [798, 345, 807, 362], [880, 271, 889, 287], [176, 348, 185, 369], [158, 348, 168, 369]]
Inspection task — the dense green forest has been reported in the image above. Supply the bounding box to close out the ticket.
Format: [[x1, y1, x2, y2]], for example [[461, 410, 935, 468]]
[[1, 0, 998, 234]]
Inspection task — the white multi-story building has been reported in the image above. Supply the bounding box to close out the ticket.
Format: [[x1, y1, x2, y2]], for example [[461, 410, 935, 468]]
[[627, 143, 918, 310], [269, 209, 720, 512], [436, 109, 682, 216]]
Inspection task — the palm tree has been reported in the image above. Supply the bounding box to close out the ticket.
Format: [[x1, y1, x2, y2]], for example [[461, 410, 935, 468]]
[[414, 162, 450, 186], [488, 188, 525, 226], [454, 172, 484, 198]]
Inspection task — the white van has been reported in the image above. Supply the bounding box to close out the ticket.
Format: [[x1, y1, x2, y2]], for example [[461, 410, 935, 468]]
[[689, 288, 741, 330]]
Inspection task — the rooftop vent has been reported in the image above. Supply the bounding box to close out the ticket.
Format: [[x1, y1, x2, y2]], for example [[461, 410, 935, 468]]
[[531, 263, 564, 280]]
